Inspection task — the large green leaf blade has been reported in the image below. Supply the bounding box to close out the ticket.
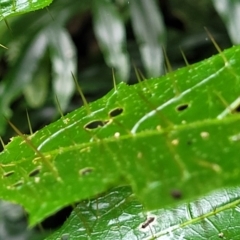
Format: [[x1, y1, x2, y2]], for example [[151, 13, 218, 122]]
[[1, 46, 240, 225], [46, 186, 240, 239]]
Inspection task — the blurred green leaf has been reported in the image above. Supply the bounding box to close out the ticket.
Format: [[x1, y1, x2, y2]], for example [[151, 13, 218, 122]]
[[0, 0, 90, 134], [130, 0, 166, 77], [0, 0, 53, 20], [23, 55, 50, 108], [0, 28, 48, 115], [47, 186, 240, 239], [0, 45, 240, 227], [47, 23, 77, 111], [92, 0, 130, 82], [212, 0, 240, 44]]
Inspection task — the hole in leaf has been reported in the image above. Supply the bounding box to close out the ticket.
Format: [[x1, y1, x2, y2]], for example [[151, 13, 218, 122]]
[[141, 216, 155, 229], [234, 104, 240, 113], [176, 103, 189, 111], [28, 167, 41, 177], [3, 171, 14, 178], [12, 180, 24, 188], [84, 120, 108, 130], [170, 189, 182, 199], [109, 107, 123, 117], [38, 206, 73, 230], [79, 167, 94, 176]]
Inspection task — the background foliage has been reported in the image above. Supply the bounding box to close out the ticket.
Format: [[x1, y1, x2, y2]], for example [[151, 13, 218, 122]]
[[0, 0, 240, 239]]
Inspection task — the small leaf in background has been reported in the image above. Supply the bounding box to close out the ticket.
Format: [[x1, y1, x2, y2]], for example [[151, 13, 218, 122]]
[[92, 0, 130, 82], [212, 0, 240, 44], [0, 30, 48, 133], [47, 23, 77, 111], [130, 0, 166, 77], [0, 0, 90, 134], [23, 55, 50, 108], [46, 186, 240, 239]]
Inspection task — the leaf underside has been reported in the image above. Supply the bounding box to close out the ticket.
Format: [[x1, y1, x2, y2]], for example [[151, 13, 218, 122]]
[[1, 46, 240, 225]]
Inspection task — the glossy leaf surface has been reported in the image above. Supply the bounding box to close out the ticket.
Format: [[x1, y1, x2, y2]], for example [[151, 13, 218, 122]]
[[1, 46, 240, 226], [47, 186, 240, 239]]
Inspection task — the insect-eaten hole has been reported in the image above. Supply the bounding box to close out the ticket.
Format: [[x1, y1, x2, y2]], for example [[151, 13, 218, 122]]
[[12, 180, 24, 188], [28, 167, 41, 177], [3, 171, 15, 178], [176, 103, 189, 112], [233, 104, 240, 113], [140, 216, 156, 231], [79, 167, 94, 176], [170, 189, 182, 200], [109, 107, 124, 117], [84, 120, 109, 130]]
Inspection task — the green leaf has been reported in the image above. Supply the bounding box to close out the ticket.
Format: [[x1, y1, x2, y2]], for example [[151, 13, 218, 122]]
[[47, 23, 77, 111], [130, 0, 166, 77], [0, 0, 53, 19], [46, 186, 240, 239], [0, 28, 48, 115], [0, 200, 50, 240], [23, 55, 50, 108], [92, 0, 130, 82], [1, 45, 240, 226]]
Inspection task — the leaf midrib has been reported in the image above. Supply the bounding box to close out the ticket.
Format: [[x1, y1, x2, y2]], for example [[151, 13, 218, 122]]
[[32, 113, 240, 158]]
